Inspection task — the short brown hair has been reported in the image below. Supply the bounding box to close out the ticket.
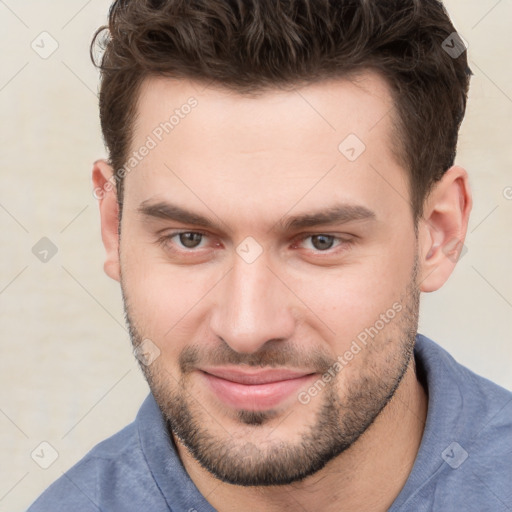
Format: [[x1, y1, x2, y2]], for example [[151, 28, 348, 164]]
[[91, 0, 471, 219]]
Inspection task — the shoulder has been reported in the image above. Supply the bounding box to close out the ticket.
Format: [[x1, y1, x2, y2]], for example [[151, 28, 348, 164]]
[[406, 335, 512, 510], [415, 333, 512, 425], [27, 413, 166, 511]]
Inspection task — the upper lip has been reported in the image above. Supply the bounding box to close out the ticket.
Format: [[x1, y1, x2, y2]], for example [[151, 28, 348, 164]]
[[200, 367, 315, 385]]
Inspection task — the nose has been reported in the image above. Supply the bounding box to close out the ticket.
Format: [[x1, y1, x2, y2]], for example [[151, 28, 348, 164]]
[[209, 253, 296, 354]]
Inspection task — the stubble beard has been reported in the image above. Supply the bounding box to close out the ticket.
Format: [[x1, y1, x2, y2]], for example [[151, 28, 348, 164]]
[[121, 261, 420, 486]]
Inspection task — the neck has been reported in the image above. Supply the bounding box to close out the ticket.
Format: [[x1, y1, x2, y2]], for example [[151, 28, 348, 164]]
[[173, 359, 428, 512]]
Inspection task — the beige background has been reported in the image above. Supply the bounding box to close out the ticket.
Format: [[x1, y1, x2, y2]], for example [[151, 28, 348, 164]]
[[0, 1, 511, 510]]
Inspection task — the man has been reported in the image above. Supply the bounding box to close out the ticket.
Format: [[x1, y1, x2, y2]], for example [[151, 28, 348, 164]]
[[28, 0, 512, 510]]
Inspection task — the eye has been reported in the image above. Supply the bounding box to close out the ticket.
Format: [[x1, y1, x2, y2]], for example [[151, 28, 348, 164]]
[[298, 234, 345, 252], [158, 231, 209, 251], [304, 234, 336, 251], [176, 232, 204, 249]]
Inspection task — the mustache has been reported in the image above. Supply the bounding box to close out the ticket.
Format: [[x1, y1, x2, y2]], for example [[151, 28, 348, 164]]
[[179, 340, 336, 374]]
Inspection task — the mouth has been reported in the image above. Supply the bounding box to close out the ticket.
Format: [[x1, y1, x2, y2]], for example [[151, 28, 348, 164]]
[[198, 367, 317, 411]]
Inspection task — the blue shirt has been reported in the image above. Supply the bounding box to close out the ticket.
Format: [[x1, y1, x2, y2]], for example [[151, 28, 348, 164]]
[[27, 335, 512, 511]]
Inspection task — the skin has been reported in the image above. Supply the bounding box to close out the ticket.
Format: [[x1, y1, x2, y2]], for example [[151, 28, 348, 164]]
[[93, 71, 471, 511]]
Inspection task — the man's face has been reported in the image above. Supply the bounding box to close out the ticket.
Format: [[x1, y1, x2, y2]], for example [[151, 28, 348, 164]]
[[119, 73, 421, 485]]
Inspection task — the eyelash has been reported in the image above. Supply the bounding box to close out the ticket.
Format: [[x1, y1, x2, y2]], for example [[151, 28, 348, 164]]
[[156, 230, 354, 255]]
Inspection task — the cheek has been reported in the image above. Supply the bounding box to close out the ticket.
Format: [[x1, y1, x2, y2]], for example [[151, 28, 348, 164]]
[[290, 242, 415, 346], [121, 248, 218, 347]]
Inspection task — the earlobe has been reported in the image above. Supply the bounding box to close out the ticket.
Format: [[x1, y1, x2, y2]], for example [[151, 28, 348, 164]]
[[92, 160, 121, 282], [418, 166, 472, 293]]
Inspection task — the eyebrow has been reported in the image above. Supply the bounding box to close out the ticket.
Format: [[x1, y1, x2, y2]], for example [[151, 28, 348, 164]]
[[138, 201, 220, 229], [277, 204, 376, 232], [137, 200, 376, 232]]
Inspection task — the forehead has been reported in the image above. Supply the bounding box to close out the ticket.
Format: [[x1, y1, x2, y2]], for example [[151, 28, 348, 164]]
[[125, 72, 409, 229], [134, 72, 396, 151]]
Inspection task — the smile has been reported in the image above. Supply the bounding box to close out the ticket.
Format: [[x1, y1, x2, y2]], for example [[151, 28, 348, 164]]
[[198, 367, 317, 410]]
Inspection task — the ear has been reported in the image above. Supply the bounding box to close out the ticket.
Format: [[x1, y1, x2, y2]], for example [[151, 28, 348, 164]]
[[92, 160, 121, 282], [417, 166, 472, 292]]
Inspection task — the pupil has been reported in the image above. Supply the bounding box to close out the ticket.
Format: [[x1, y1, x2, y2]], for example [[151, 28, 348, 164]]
[[312, 235, 334, 250], [180, 232, 202, 248]]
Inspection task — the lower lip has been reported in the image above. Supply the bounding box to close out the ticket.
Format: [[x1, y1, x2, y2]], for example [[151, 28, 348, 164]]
[[200, 371, 316, 410]]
